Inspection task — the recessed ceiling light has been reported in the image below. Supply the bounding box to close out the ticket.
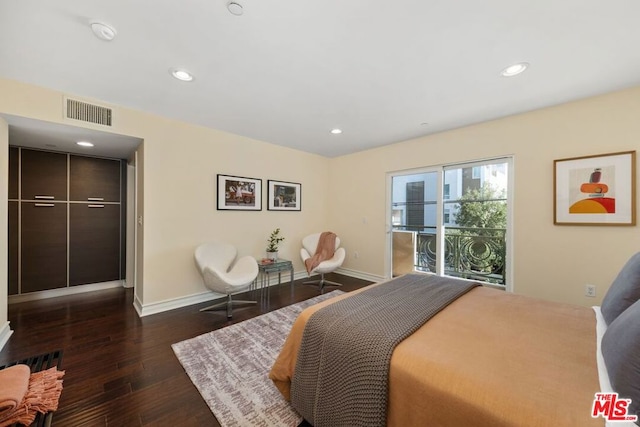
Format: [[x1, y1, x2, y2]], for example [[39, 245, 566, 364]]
[[331, 128, 342, 134], [170, 68, 194, 82], [77, 141, 94, 147], [501, 62, 529, 77], [90, 22, 117, 41], [227, 2, 244, 16]]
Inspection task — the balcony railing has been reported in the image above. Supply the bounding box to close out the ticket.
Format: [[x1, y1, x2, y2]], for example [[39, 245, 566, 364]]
[[393, 226, 506, 286]]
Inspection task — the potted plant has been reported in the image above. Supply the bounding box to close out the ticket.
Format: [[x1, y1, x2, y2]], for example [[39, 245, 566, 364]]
[[266, 228, 285, 260]]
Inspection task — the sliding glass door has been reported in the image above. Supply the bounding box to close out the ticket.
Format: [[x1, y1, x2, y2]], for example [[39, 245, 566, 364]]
[[389, 158, 512, 289], [390, 169, 439, 277]]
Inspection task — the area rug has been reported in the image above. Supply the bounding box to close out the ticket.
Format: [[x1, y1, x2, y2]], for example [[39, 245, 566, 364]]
[[172, 290, 344, 427]]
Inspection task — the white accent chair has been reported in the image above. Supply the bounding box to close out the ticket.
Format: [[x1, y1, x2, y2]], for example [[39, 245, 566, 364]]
[[194, 242, 259, 318], [300, 232, 346, 291]]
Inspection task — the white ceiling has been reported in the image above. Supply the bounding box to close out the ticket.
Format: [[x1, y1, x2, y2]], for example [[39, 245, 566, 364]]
[[1, 1, 640, 158]]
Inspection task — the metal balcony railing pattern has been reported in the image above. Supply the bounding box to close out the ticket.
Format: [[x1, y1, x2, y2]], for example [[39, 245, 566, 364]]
[[393, 226, 506, 286]]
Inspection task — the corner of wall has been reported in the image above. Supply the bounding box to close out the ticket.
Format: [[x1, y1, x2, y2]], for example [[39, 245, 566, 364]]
[[0, 321, 13, 351], [0, 116, 10, 348]]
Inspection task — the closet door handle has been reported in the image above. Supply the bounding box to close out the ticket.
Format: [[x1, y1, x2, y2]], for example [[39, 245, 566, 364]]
[[35, 195, 54, 199], [87, 197, 104, 201], [88, 204, 105, 208], [34, 203, 55, 207]]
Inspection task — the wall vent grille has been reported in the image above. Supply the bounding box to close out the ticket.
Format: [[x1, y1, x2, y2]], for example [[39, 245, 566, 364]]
[[65, 98, 112, 126]]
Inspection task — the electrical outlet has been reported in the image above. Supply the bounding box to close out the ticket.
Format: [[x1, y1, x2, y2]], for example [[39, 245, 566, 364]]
[[354, 251, 359, 259], [585, 284, 596, 297]]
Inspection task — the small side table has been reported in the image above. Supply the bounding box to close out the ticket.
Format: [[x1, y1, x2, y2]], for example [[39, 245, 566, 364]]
[[257, 258, 294, 291]]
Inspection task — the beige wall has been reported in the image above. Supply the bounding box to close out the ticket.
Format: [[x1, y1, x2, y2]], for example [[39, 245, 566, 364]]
[[134, 143, 144, 306], [137, 117, 330, 305], [0, 78, 330, 314], [1, 77, 639, 323], [0, 117, 8, 340], [329, 86, 640, 307]]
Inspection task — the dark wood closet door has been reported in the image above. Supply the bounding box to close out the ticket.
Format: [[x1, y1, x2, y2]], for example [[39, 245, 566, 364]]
[[9, 146, 19, 199], [69, 156, 121, 202], [8, 201, 18, 295], [69, 203, 120, 286], [21, 149, 68, 201], [21, 202, 68, 293]]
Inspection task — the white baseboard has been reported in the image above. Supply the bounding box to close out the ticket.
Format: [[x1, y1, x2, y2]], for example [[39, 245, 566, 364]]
[[0, 321, 14, 352], [8, 280, 124, 304], [136, 290, 224, 317], [135, 270, 382, 318], [335, 267, 385, 283], [133, 294, 144, 317]]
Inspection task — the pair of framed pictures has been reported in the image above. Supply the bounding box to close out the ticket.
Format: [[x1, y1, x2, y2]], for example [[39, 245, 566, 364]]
[[216, 174, 301, 211]]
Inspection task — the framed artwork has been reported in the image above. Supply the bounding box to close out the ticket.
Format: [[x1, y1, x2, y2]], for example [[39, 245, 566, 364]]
[[554, 151, 636, 225], [217, 174, 262, 211], [267, 180, 301, 211]]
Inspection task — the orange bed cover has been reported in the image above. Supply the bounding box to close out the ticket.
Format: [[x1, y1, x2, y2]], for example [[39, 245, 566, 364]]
[[270, 284, 603, 427]]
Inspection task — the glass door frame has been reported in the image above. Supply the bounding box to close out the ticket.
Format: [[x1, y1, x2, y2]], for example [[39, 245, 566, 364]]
[[385, 165, 442, 279], [385, 157, 514, 292]]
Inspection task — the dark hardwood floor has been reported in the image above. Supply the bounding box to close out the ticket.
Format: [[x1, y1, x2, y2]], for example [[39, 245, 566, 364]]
[[0, 273, 372, 426]]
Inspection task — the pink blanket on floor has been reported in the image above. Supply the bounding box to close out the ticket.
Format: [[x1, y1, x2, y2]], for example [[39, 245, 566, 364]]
[[0, 365, 30, 414], [0, 367, 65, 427]]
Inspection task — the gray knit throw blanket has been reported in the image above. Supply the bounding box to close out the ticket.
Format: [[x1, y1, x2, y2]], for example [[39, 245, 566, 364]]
[[291, 274, 478, 427]]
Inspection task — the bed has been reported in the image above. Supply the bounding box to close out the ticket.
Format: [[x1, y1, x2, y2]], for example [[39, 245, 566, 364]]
[[270, 256, 640, 427]]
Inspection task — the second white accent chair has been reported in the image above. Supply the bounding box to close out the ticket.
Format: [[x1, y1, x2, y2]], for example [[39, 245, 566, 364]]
[[300, 232, 346, 291]]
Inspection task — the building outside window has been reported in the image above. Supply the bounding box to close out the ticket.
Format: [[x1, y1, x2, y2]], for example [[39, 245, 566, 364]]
[[390, 158, 511, 288]]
